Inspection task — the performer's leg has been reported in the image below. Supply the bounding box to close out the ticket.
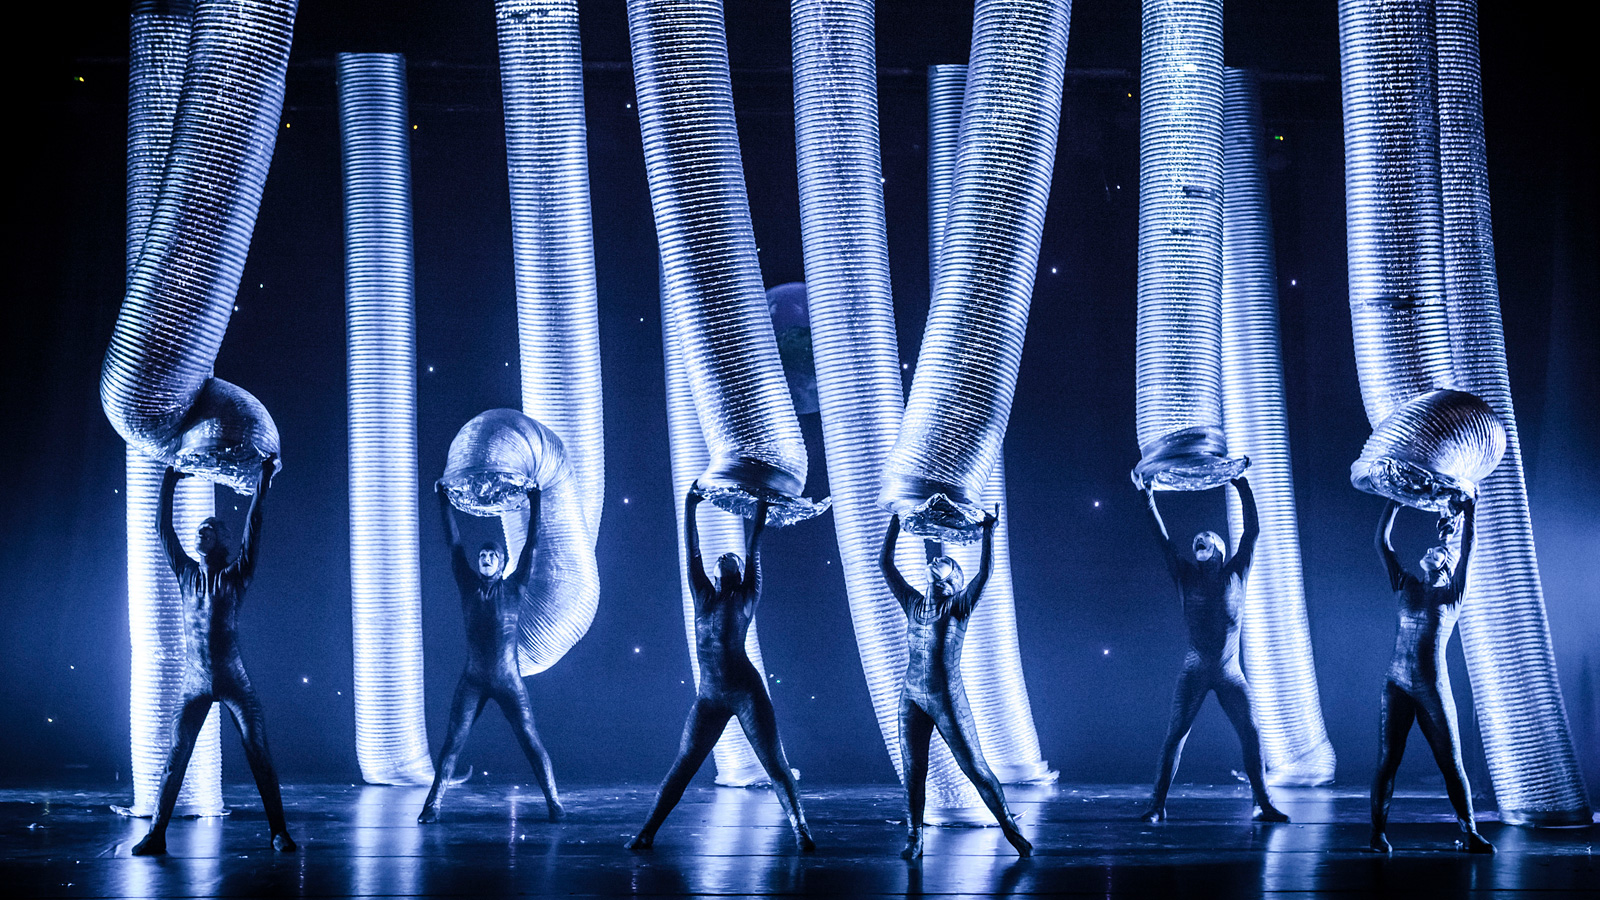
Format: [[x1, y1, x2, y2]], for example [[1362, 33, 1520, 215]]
[[217, 674, 295, 850], [1413, 685, 1493, 853], [1369, 681, 1415, 852], [131, 693, 213, 856], [734, 690, 813, 851], [1215, 668, 1288, 822], [493, 676, 563, 821], [898, 695, 935, 860], [627, 698, 729, 850], [1142, 663, 1209, 822], [419, 674, 487, 823], [933, 697, 1032, 857]]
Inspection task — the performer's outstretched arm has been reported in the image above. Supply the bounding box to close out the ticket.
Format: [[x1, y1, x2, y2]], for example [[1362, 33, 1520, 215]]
[[234, 454, 276, 585], [684, 485, 712, 601], [1228, 477, 1260, 577], [1376, 499, 1403, 591], [879, 514, 917, 612], [157, 465, 194, 577], [511, 488, 540, 585], [1450, 498, 1476, 598], [1144, 486, 1182, 582], [437, 482, 472, 586], [744, 498, 769, 607], [963, 507, 1000, 614]]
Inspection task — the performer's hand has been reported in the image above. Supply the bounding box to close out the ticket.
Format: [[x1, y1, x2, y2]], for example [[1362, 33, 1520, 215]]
[[1230, 475, 1248, 489], [260, 453, 280, 488], [166, 465, 191, 481], [688, 481, 704, 505], [889, 512, 900, 530], [984, 504, 1000, 528]]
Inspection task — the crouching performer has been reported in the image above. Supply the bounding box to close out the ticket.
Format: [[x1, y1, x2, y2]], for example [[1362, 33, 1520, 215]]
[[881, 509, 1032, 860], [628, 486, 813, 852], [1369, 497, 1492, 854], [133, 457, 294, 855], [1139, 477, 1288, 824], [419, 485, 563, 824]]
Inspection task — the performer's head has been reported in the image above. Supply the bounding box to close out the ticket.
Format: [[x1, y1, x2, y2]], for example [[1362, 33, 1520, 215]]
[[1421, 545, 1453, 586], [1192, 531, 1226, 567], [714, 552, 744, 589], [196, 517, 231, 565], [925, 556, 964, 598], [478, 542, 505, 578]]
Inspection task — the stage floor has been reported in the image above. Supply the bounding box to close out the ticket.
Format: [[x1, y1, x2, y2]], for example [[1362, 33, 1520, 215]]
[[1, 782, 1594, 897]]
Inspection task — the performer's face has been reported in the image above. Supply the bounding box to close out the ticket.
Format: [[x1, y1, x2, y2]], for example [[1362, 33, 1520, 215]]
[[196, 518, 226, 559], [1422, 547, 1450, 585], [478, 547, 504, 577], [925, 557, 963, 598], [716, 553, 743, 588], [1192, 531, 1225, 564]]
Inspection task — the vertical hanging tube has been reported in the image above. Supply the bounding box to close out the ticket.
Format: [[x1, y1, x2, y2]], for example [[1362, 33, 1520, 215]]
[[1436, 0, 1590, 825], [1220, 68, 1336, 786], [1131, 0, 1245, 491], [926, 65, 1054, 786], [628, 0, 823, 526], [880, 0, 1073, 541], [118, 0, 225, 820], [337, 52, 434, 786], [1338, 0, 1503, 510], [789, 4, 981, 817], [662, 275, 775, 786]]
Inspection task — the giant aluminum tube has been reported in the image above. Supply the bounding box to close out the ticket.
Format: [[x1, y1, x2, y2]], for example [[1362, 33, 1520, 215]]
[[788, 5, 983, 817], [337, 53, 435, 787], [441, 411, 598, 675], [1435, 0, 1591, 825], [662, 277, 775, 786], [627, 0, 823, 526], [880, 0, 1073, 542], [1131, 0, 1246, 492], [117, 0, 225, 820], [926, 64, 1054, 787], [1337, 0, 1503, 511], [1220, 69, 1336, 786]]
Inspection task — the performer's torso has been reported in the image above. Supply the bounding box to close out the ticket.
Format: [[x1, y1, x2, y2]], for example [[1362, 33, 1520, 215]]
[[1179, 563, 1244, 663], [904, 593, 971, 700], [179, 563, 246, 681], [1387, 575, 1459, 691]]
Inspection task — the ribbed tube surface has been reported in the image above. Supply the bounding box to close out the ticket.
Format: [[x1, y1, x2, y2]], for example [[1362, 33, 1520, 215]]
[[441, 411, 598, 676], [119, 0, 225, 820], [1131, 0, 1245, 492], [336, 53, 434, 787], [628, 0, 817, 524], [881, 0, 1072, 541], [789, 9, 980, 816], [925, 64, 1054, 788], [102, 0, 295, 494], [497, 0, 605, 546], [1219, 69, 1335, 786], [1435, 0, 1590, 824], [662, 275, 773, 786]]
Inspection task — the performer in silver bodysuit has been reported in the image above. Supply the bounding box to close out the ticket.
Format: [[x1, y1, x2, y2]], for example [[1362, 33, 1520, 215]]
[[881, 509, 1032, 860], [1139, 477, 1288, 824], [1369, 497, 1493, 854]]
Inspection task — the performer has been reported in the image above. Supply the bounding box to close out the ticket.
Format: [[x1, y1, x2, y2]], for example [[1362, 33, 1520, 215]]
[[881, 509, 1032, 860], [627, 486, 814, 852], [1139, 476, 1289, 824], [419, 485, 563, 824], [132, 457, 295, 855], [1369, 497, 1493, 854]]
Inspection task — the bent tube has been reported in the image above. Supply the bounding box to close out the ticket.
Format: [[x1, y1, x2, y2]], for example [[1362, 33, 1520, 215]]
[[337, 52, 434, 786]]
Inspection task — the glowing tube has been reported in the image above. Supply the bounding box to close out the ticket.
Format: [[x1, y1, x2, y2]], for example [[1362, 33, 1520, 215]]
[[336, 53, 434, 787], [441, 410, 598, 676], [627, 0, 823, 525], [1219, 68, 1335, 786], [1337, 0, 1503, 511], [1129, 0, 1244, 491], [1436, 0, 1590, 825], [788, 5, 980, 816], [923, 64, 1054, 787], [662, 275, 774, 786], [101, 0, 294, 493]]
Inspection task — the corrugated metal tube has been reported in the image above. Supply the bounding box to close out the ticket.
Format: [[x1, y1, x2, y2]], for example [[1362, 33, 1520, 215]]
[[1436, 0, 1590, 825], [627, 0, 824, 526], [441, 410, 597, 676], [789, 5, 983, 818], [101, 0, 295, 494], [881, 0, 1073, 541], [1131, 0, 1246, 491], [926, 64, 1054, 787], [1219, 68, 1335, 786], [336, 52, 434, 787]]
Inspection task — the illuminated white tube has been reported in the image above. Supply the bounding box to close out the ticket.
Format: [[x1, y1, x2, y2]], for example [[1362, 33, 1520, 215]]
[[1436, 0, 1590, 825], [441, 410, 598, 676], [880, 0, 1072, 541], [1219, 68, 1335, 786], [337, 52, 434, 787], [627, 0, 823, 526], [101, 0, 295, 493], [1131, 0, 1245, 492]]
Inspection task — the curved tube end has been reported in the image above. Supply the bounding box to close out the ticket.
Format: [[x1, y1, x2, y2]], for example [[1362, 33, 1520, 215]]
[[1264, 743, 1337, 787], [1496, 805, 1595, 828], [993, 761, 1060, 785], [1133, 426, 1248, 492], [442, 471, 539, 517], [1350, 389, 1506, 511], [898, 493, 989, 545], [442, 409, 573, 515], [696, 457, 827, 526], [173, 377, 280, 495]]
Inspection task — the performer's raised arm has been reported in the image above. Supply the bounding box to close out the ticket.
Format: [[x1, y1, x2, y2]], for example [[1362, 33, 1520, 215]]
[[1376, 499, 1403, 591], [1228, 477, 1260, 577], [158, 465, 194, 577], [437, 482, 472, 586], [879, 513, 917, 612], [685, 484, 712, 599], [963, 508, 1000, 614], [1144, 486, 1181, 581], [234, 454, 276, 585], [1450, 498, 1476, 598], [510, 488, 541, 586], [744, 498, 769, 603]]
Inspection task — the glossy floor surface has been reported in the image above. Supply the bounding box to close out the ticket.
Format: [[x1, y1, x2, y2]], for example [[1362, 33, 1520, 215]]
[[1, 782, 1594, 897]]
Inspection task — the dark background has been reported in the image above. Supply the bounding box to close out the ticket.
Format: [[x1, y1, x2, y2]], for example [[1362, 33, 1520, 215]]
[[5, 0, 1595, 806]]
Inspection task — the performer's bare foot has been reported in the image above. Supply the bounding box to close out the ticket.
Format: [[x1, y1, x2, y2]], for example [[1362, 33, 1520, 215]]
[[795, 824, 816, 852], [1139, 805, 1165, 823], [625, 832, 654, 851], [271, 831, 297, 852], [1459, 831, 1495, 854], [1253, 803, 1290, 823], [546, 799, 565, 823], [417, 803, 440, 825], [130, 831, 166, 856], [900, 829, 923, 860], [1004, 827, 1033, 858], [1368, 831, 1392, 854]]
